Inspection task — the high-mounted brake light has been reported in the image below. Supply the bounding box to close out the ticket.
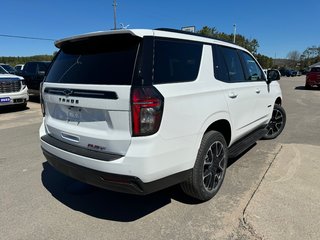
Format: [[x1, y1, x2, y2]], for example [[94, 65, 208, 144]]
[[131, 87, 164, 136]]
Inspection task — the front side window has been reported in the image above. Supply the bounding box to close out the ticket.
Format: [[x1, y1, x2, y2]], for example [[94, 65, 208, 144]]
[[153, 39, 203, 84], [219, 46, 245, 82], [240, 51, 265, 81], [46, 34, 141, 85]]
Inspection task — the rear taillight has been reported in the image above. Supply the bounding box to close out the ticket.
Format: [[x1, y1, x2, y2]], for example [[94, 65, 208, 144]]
[[40, 82, 45, 117], [131, 86, 164, 136]]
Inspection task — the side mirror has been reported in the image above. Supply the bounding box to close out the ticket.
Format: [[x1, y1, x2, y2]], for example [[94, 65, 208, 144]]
[[267, 69, 280, 83]]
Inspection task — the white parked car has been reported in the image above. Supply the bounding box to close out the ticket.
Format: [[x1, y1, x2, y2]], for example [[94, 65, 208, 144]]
[[39, 29, 286, 201], [15, 64, 24, 71], [0, 66, 28, 108]]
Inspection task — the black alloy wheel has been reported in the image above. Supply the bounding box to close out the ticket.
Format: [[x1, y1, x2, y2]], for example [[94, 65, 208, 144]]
[[181, 131, 228, 201], [202, 141, 226, 192], [262, 104, 286, 140]]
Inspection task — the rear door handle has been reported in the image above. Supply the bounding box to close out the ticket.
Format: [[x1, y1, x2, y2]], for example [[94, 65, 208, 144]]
[[256, 88, 261, 94], [228, 92, 238, 99]]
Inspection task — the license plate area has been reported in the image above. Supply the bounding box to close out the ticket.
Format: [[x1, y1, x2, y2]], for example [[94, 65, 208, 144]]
[[0, 97, 11, 103], [67, 106, 81, 123]]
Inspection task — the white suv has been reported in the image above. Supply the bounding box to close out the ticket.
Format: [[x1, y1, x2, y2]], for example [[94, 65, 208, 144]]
[[39, 29, 286, 201]]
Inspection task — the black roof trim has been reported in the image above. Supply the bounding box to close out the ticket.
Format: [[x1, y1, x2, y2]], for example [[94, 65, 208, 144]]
[[155, 28, 234, 45]]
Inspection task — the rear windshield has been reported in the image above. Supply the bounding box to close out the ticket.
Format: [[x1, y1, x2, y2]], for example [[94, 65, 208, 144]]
[[45, 34, 140, 85]]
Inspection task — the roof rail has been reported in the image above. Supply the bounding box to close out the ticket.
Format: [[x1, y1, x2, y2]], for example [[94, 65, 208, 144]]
[[155, 28, 233, 45]]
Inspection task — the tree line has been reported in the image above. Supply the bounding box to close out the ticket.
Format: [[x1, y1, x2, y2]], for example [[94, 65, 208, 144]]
[[287, 46, 320, 69], [0, 55, 54, 67]]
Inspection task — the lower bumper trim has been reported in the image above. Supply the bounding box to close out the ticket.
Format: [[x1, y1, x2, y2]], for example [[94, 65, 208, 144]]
[[42, 148, 192, 195]]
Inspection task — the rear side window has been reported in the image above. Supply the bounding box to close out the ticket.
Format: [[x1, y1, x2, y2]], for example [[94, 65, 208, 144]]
[[153, 39, 202, 84], [219, 46, 245, 82], [212, 45, 229, 82], [45, 34, 141, 85]]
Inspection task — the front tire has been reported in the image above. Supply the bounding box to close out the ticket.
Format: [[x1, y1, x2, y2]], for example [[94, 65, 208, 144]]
[[180, 131, 228, 201], [20, 102, 27, 109], [262, 104, 286, 140]]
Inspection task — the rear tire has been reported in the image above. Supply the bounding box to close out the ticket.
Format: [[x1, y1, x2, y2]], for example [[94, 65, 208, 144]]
[[262, 104, 286, 140], [180, 131, 228, 201], [305, 83, 312, 90]]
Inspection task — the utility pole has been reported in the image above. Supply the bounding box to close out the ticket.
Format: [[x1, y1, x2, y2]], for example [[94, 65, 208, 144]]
[[233, 24, 236, 43], [113, 0, 117, 30]]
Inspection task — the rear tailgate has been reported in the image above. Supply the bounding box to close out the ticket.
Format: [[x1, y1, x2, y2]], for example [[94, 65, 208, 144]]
[[42, 33, 142, 156], [43, 84, 131, 155]]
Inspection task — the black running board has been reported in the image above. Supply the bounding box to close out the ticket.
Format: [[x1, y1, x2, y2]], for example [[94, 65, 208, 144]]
[[228, 127, 267, 158]]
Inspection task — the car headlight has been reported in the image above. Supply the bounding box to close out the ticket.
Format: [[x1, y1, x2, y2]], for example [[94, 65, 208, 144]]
[[20, 79, 26, 89]]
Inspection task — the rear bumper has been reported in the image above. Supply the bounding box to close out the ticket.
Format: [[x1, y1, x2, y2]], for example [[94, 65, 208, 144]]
[[42, 148, 191, 195], [306, 76, 320, 86]]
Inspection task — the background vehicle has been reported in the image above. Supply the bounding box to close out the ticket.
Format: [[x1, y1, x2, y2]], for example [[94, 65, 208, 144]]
[[285, 69, 297, 77], [305, 66, 320, 89], [0, 66, 28, 108], [279, 69, 297, 77], [20, 61, 50, 95], [14, 64, 24, 72], [40, 29, 285, 201]]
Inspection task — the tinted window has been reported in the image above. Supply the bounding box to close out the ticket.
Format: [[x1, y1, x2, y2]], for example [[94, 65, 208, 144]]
[[38, 62, 50, 72], [153, 39, 202, 84], [220, 46, 245, 82], [46, 34, 140, 85], [212, 45, 229, 82], [24, 63, 37, 74], [240, 51, 265, 81], [311, 67, 320, 72], [1, 64, 15, 73], [0, 66, 7, 74]]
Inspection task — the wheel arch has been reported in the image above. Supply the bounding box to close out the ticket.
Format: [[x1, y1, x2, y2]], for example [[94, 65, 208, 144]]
[[204, 119, 232, 146], [275, 97, 282, 105]]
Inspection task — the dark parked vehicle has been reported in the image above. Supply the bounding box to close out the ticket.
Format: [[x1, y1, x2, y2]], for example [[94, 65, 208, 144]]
[[286, 69, 297, 77], [280, 69, 297, 77], [291, 70, 297, 77], [20, 61, 50, 95]]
